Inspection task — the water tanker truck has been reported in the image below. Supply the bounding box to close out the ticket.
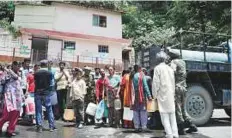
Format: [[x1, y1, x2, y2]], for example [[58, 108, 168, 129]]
[[139, 40, 231, 126]]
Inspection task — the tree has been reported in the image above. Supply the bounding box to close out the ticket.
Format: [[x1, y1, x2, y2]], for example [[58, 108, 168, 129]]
[[167, 1, 231, 46], [121, 1, 177, 50], [0, 19, 21, 38], [0, 1, 14, 22], [0, 1, 230, 47], [168, 1, 231, 33]]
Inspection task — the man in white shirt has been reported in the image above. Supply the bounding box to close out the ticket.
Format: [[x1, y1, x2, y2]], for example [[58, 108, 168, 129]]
[[152, 51, 179, 138], [69, 67, 86, 129], [55, 62, 70, 119]]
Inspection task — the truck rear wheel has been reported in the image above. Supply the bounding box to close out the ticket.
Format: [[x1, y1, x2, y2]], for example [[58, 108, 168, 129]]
[[224, 108, 231, 117], [185, 84, 213, 126]]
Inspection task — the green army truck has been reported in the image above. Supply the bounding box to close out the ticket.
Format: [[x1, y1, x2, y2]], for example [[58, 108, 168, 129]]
[[139, 38, 231, 126]]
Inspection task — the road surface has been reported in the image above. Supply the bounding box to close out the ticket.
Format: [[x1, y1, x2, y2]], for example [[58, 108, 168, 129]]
[[0, 109, 230, 138]]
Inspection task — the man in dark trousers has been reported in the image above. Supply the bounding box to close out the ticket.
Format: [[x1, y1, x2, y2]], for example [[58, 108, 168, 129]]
[[34, 60, 56, 132], [168, 51, 198, 135], [83, 66, 95, 125], [55, 62, 70, 120]]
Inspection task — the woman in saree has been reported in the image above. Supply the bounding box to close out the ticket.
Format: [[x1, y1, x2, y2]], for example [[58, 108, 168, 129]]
[[120, 70, 133, 128]]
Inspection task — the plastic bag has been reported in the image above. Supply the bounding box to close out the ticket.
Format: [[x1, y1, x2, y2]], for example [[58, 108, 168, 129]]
[[95, 100, 105, 120], [147, 99, 159, 112], [51, 91, 58, 105], [123, 107, 133, 121], [25, 95, 35, 115], [103, 101, 109, 118], [63, 108, 75, 121]]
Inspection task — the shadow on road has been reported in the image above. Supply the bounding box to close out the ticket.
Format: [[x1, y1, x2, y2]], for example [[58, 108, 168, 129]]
[[17, 120, 35, 126], [150, 133, 211, 138], [122, 129, 153, 133], [200, 117, 231, 127], [63, 124, 76, 127]]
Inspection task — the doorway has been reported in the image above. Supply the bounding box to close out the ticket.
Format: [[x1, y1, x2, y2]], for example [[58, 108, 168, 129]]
[[31, 37, 48, 64], [122, 50, 130, 70]]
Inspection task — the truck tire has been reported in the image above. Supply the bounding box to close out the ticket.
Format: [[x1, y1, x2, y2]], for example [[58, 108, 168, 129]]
[[224, 108, 231, 117], [185, 84, 213, 126]]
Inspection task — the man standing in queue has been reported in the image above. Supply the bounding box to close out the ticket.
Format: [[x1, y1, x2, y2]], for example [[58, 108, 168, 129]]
[[83, 66, 95, 125], [168, 51, 198, 135], [34, 60, 56, 132], [107, 67, 121, 127], [96, 69, 109, 125], [55, 62, 70, 120]]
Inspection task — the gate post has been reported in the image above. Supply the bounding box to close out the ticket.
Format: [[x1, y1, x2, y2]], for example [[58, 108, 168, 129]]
[[12, 48, 15, 62], [96, 57, 99, 68], [77, 55, 79, 67], [113, 58, 116, 70], [30, 49, 34, 64]]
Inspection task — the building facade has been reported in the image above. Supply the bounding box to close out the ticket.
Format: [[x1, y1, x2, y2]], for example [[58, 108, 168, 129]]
[[0, 2, 133, 70]]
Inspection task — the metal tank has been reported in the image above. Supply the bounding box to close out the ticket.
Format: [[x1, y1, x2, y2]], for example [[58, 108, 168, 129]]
[[167, 48, 229, 63]]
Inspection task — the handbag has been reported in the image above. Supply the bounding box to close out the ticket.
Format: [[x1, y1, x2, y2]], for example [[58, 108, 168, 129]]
[[63, 88, 75, 121], [63, 108, 75, 121], [51, 91, 58, 105], [123, 107, 133, 121], [147, 99, 159, 112]]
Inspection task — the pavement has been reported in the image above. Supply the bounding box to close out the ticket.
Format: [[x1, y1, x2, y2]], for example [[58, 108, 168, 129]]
[[0, 109, 230, 138]]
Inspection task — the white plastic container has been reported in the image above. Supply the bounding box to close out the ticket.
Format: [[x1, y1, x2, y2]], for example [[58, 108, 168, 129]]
[[86, 102, 97, 116], [114, 99, 121, 110]]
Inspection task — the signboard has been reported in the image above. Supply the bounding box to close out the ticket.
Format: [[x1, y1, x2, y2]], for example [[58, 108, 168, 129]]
[[64, 45, 75, 50], [20, 45, 30, 55], [64, 41, 75, 50], [99, 53, 108, 59], [64, 48, 74, 55]]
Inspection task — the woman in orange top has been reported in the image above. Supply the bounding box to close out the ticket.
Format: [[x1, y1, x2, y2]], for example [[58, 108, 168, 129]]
[[120, 70, 133, 128]]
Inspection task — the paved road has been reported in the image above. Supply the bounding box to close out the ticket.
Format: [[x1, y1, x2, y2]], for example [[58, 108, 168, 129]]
[[0, 109, 230, 138], [197, 109, 231, 138]]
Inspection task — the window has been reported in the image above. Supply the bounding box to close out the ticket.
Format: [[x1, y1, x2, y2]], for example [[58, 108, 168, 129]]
[[144, 57, 149, 62], [64, 41, 75, 50], [93, 15, 107, 28], [144, 51, 149, 56], [98, 45, 109, 53]]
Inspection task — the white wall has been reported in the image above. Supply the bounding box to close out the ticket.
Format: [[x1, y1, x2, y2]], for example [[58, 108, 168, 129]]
[[14, 3, 122, 39], [15, 35, 32, 58], [14, 5, 56, 30], [47, 39, 62, 61], [74, 39, 123, 64], [0, 30, 31, 58], [46, 37, 123, 64], [53, 3, 122, 38]]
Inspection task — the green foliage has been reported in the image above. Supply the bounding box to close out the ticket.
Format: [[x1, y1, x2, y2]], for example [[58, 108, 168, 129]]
[[133, 26, 177, 50], [167, 1, 231, 46], [0, 19, 21, 38], [121, 1, 177, 50], [63, 1, 122, 12], [0, 1, 14, 22], [122, 1, 231, 49], [0, 1, 230, 48]]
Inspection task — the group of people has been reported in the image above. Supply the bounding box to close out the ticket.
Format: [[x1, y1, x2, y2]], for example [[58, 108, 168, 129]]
[[0, 49, 198, 138], [151, 51, 198, 138]]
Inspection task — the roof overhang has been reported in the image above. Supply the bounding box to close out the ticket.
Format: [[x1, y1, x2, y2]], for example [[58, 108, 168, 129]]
[[122, 46, 133, 53], [20, 28, 132, 45]]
